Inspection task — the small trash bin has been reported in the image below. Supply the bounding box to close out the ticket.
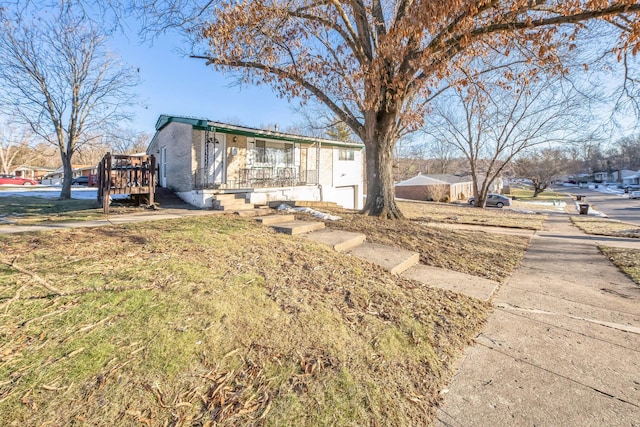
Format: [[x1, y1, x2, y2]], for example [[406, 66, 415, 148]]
[[579, 203, 589, 215], [576, 195, 583, 201]]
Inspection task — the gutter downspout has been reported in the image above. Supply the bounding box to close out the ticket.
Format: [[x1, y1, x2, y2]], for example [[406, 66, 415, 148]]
[[212, 127, 217, 187], [316, 139, 323, 201], [203, 128, 209, 191]]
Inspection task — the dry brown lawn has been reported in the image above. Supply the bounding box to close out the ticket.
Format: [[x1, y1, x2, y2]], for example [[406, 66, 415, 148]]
[[571, 216, 640, 238], [0, 215, 490, 426], [295, 205, 531, 283], [397, 200, 547, 230]]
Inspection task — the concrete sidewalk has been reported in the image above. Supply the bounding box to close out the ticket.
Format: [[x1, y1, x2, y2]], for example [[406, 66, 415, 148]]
[[434, 215, 640, 426]]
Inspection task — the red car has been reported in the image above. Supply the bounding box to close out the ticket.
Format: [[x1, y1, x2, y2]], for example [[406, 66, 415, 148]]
[[0, 174, 38, 185]]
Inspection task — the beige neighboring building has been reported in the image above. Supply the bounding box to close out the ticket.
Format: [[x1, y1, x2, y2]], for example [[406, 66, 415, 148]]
[[395, 173, 474, 202], [12, 166, 56, 181], [147, 115, 365, 209]]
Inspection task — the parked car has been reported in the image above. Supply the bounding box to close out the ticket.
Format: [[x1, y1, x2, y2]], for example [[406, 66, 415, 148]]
[[629, 190, 640, 199], [0, 174, 38, 185], [468, 193, 511, 208], [71, 176, 89, 186]]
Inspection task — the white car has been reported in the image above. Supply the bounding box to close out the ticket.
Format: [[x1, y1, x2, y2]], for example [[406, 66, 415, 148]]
[[629, 191, 640, 199]]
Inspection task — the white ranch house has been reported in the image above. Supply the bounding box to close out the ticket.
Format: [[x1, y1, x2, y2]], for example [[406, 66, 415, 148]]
[[147, 115, 365, 209]]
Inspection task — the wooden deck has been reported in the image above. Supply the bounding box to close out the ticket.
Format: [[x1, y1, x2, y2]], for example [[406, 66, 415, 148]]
[[97, 153, 156, 214]]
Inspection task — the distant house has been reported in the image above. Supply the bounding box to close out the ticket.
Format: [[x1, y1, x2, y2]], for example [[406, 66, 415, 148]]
[[12, 166, 56, 181], [622, 171, 640, 187], [594, 169, 637, 183], [41, 165, 97, 185], [395, 173, 474, 202], [146, 115, 365, 209], [593, 171, 608, 182]]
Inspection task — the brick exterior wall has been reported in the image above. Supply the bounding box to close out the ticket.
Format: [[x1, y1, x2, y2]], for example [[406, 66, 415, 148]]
[[147, 121, 194, 192], [395, 184, 450, 202]]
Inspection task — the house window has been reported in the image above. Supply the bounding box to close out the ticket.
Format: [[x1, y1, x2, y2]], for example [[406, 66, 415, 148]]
[[252, 140, 294, 165], [255, 140, 266, 163], [339, 149, 355, 161]]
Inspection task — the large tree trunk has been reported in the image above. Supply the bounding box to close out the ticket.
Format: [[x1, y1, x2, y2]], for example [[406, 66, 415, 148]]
[[533, 184, 546, 197], [361, 112, 403, 219], [470, 170, 488, 208], [60, 154, 72, 200]]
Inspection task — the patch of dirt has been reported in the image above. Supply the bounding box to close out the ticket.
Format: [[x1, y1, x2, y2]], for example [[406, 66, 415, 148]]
[[572, 217, 640, 239]]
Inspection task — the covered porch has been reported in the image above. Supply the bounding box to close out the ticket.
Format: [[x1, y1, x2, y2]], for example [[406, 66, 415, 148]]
[[194, 165, 318, 190]]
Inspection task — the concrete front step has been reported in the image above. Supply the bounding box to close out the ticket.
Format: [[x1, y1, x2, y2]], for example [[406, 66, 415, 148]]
[[234, 208, 272, 217], [402, 264, 499, 301], [214, 193, 248, 201], [212, 193, 254, 211], [302, 229, 366, 252], [254, 214, 296, 225], [348, 242, 419, 275], [214, 202, 255, 211], [271, 221, 325, 235]]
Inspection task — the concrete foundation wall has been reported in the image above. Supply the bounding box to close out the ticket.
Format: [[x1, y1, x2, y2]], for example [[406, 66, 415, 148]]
[[176, 186, 321, 209], [247, 186, 321, 206]]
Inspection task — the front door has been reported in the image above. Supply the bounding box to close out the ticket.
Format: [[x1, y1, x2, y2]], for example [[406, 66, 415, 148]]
[[207, 134, 226, 186]]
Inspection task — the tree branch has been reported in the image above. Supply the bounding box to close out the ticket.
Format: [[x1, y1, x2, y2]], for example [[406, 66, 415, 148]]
[[191, 55, 366, 136]]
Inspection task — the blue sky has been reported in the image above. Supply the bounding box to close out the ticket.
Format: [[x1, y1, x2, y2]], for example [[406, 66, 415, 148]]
[[114, 30, 303, 135], [115, 29, 638, 142]]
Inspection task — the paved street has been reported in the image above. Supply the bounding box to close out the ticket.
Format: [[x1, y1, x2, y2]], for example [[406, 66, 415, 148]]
[[562, 186, 640, 225]]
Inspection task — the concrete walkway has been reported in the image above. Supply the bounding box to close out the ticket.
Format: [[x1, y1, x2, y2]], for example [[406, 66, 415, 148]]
[[434, 215, 640, 426]]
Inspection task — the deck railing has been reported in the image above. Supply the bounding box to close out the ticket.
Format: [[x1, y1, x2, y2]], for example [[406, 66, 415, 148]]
[[98, 153, 156, 213]]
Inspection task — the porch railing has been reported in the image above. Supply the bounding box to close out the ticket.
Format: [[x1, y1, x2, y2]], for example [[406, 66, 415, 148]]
[[97, 152, 156, 213], [194, 167, 318, 190]]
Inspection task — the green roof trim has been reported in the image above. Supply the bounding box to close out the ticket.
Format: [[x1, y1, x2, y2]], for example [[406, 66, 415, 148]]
[[155, 114, 365, 149]]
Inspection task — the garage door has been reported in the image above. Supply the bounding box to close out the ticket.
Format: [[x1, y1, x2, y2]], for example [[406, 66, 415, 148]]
[[332, 186, 355, 209]]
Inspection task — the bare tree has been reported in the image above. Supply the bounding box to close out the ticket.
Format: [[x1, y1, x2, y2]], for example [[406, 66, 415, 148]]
[[0, 121, 37, 174], [428, 139, 459, 175], [0, 4, 138, 199], [425, 69, 584, 208], [109, 129, 151, 155], [606, 134, 640, 170], [513, 148, 571, 197], [289, 105, 352, 139]]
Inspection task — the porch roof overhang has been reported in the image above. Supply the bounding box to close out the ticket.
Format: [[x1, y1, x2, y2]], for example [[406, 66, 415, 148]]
[[155, 114, 365, 149]]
